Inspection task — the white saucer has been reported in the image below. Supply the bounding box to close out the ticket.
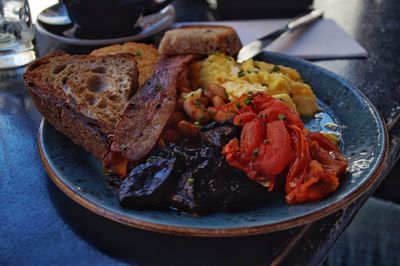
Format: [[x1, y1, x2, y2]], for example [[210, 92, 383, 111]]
[[35, 5, 175, 46]]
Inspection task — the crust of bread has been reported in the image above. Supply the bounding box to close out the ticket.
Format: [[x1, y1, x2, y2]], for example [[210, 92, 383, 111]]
[[24, 51, 138, 160], [28, 84, 109, 160], [159, 25, 242, 56]]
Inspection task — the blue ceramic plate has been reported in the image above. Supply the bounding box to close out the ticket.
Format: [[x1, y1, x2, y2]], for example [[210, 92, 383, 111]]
[[38, 52, 388, 236]]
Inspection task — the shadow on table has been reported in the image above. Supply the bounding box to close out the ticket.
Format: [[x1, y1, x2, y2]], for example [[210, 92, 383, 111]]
[[46, 178, 298, 265]]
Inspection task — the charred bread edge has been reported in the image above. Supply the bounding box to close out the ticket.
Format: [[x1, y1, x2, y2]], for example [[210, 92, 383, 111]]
[[26, 81, 109, 160], [24, 51, 110, 160]]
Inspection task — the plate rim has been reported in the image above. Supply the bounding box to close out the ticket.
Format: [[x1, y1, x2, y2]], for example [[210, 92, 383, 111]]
[[37, 52, 389, 237], [35, 5, 175, 46]]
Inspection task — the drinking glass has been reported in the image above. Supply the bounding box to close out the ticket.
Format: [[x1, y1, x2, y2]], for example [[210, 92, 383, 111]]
[[0, 0, 36, 69]]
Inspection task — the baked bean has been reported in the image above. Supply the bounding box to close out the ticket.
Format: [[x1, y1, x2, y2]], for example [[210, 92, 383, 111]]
[[198, 96, 208, 106], [207, 83, 228, 101], [212, 95, 226, 107], [177, 120, 200, 140], [203, 89, 215, 101], [183, 98, 211, 123], [168, 111, 186, 125]]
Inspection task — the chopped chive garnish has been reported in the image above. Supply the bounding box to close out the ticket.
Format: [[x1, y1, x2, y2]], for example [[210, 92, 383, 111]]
[[134, 50, 143, 57], [278, 114, 286, 120], [272, 65, 280, 72]]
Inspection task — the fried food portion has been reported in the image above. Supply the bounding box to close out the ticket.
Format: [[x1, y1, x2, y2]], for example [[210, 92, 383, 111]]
[[91, 42, 160, 86], [103, 55, 196, 177]]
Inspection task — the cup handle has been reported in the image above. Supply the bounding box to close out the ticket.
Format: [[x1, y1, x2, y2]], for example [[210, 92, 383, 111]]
[[143, 0, 174, 15]]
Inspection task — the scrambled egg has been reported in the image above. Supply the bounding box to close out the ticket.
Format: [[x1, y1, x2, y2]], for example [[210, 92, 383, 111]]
[[190, 53, 318, 116]]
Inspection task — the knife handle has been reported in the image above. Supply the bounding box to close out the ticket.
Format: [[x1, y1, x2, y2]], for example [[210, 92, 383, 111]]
[[287, 9, 324, 31]]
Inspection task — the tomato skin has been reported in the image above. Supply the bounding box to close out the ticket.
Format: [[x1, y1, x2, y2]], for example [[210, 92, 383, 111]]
[[221, 92, 348, 203], [261, 103, 303, 129], [222, 93, 299, 190], [240, 119, 264, 155], [252, 94, 304, 129], [254, 121, 292, 176], [285, 124, 310, 194], [286, 160, 339, 204], [308, 132, 340, 153], [309, 140, 348, 178], [233, 112, 257, 126], [285, 135, 347, 205], [223, 138, 251, 174]]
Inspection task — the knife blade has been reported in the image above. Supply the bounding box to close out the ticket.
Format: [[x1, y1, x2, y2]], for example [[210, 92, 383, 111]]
[[236, 9, 324, 63]]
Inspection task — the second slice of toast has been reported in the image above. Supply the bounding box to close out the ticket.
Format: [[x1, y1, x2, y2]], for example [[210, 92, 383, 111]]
[[90, 42, 160, 87], [159, 25, 242, 56], [24, 51, 139, 160]]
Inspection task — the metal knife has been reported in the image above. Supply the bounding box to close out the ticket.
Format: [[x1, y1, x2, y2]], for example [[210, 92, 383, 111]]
[[237, 9, 324, 63]]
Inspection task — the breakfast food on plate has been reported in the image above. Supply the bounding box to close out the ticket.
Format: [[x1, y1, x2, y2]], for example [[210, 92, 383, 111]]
[[25, 27, 348, 215], [117, 93, 347, 212], [103, 54, 197, 177], [190, 53, 318, 116], [90, 42, 160, 86], [118, 121, 270, 213], [219, 93, 348, 204], [101, 29, 347, 213], [159, 25, 242, 56], [24, 51, 139, 160]]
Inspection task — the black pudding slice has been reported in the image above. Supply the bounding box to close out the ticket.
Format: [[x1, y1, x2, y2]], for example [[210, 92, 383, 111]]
[[119, 156, 180, 208], [118, 122, 270, 214]]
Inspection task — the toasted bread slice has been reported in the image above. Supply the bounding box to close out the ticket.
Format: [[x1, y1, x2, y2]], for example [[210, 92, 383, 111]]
[[90, 42, 159, 86], [159, 25, 242, 56], [24, 51, 139, 160]]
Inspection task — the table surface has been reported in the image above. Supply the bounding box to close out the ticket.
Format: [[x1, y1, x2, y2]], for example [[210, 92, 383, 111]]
[[1, 0, 400, 265]]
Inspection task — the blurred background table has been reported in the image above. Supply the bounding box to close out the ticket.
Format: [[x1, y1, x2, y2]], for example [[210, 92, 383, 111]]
[[1, 0, 399, 265]]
